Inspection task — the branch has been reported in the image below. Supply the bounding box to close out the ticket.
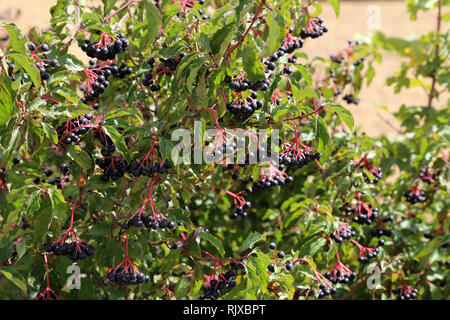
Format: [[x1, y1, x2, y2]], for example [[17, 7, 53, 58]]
[[223, 0, 266, 61]]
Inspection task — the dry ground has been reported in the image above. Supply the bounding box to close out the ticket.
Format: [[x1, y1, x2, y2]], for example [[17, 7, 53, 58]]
[[1, 0, 448, 137]]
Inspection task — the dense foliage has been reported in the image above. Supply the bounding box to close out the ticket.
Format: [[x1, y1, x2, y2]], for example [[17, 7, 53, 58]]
[[0, 0, 448, 300]]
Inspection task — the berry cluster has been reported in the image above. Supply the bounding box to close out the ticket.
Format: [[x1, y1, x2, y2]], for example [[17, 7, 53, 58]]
[[357, 246, 379, 263], [279, 144, 321, 169], [57, 113, 93, 145], [128, 159, 174, 177], [35, 163, 71, 189], [81, 61, 133, 103], [323, 269, 356, 284], [28, 43, 58, 80], [112, 62, 133, 79], [317, 282, 336, 299], [343, 94, 360, 105], [331, 55, 345, 64], [121, 215, 176, 230], [363, 167, 382, 184], [393, 286, 418, 300], [96, 155, 127, 182], [345, 195, 379, 225], [106, 267, 150, 286], [229, 201, 252, 220], [44, 241, 94, 261], [201, 268, 238, 299], [358, 158, 382, 184], [5, 59, 14, 76], [142, 57, 161, 91], [300, 17, 328, 39], [404, 186, 426, 204], [226, 92, 263, 118], [419, 167, 438, 184], [263, 33, 303, 77], [353, 57, 365, 67], [81, 33, 129, 61], [371, 228, 392, 238], [36, 288, 58, 300], [225, 75, 270, 92], [18, 217, 31, 230], [160, 54, 184, 72], [331, 223, 355, 243], [252, 173, 293, 191]]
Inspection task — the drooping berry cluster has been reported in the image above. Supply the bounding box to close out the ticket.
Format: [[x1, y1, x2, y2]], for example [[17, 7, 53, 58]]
[[357, 245, 379, 264], [404, 186, 426, 204], [419, 167, 439, 184], [225, 75, 270, 92], [37, 163, 71, 189], [28, 43, 58, 80], [345, 194, 379, 225], [331, 223, 355, 243], [300, 17, 328, 39], [121, 214, 176, 230], [226, 92, 263, 119], [5, 59, 14, 76], [229, 200, 251, 220], [81, 61, 132, 103], [358, 158, 382, 184], [44, 241, 94, 261], [201, 268, 239, 300], [363, 167, 382, 184], [18, 217, 31, 230], [323, 269, 356, 284], [96, 155, 127, 182], [393, 286, 418, 300], [128, 159, 173, 177], [142, 57, 161, 91], [36, 288, 58, 300], [160, 54, 184, 72], [331, 55, 345, 64], [343, 94, 360, 105], [371, 228, 392, 238], [57, 113, 93, 145], [263, 33, 303, 77], [252, 163, 294, 191], [279, 143, 321, 169], [81, 32, 129, 61], [106, 267, 150, 286], [316, 282, 336, 299]]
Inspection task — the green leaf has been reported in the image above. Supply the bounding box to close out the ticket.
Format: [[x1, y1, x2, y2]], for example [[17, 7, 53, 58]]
[[58, 54, 85, 72], [240, 232, 263, 251], [9, 52, 40, 89], [53, 87, 81, 104], [315, 116, 329, 152], [210, 23, 235, 56], [327, 0, 340, 17], [330, 105, 354, 132], [0, 72, 15, 126], [144, 2, 162, 46], [261, 9, 285, 58], [41, 122, 58, 144], [102, 125, 130, 163], [4, 127, 20, 162], [242, 42, 266, 81], [0, 268, 27, 294], [49, 188, 68, 226], [0, 23, 26, 53], [199, 232, 225, 257], [66, 144, 93, 169]]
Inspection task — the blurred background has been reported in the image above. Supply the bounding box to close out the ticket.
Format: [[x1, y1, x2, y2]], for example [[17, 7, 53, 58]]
[[0, 0, 447, 137]]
